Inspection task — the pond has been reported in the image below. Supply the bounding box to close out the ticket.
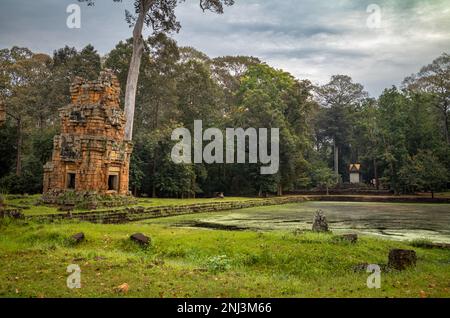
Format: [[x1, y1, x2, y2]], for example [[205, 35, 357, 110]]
[[158, 201, 450, 243]]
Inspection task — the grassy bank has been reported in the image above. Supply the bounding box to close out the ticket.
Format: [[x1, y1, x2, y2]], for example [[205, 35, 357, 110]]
[[4, 194, 258, 216], [0, 216, 449, 298]]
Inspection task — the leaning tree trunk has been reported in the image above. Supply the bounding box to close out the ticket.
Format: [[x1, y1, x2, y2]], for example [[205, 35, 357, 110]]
[[123, 4, 149, 141]]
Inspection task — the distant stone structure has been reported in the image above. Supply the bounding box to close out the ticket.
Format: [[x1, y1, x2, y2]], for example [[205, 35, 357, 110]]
[[349, 163, 362, 184], [43, 70, 133, 196]]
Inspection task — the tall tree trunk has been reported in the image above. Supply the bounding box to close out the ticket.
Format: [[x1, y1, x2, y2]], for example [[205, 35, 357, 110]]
[[154, 100, 159, 130], [277, 184, 283, 196], [333, 138, 339, 183], [16, 118, 22, 176], [191, 174, 196, 199], [390, 163, 398, 195], [444, 109, 449, 145], [373, 158, 379, 190], [151, 100, 159, 198], [124, 2, 149, 141], [151, 160, 157, 198]]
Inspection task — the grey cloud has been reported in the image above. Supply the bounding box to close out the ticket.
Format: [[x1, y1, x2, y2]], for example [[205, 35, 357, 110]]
[[0, 0, 449, 97]]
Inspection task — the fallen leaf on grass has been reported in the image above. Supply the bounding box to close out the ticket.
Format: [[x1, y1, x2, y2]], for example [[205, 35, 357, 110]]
[[419, 290, 427, 298]]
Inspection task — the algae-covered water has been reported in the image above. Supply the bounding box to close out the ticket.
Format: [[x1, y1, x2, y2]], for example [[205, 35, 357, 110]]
[[158, 201, 450, 243]]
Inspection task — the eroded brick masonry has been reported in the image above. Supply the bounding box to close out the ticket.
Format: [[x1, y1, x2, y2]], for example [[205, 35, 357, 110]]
[[43, 71, 133, 195]]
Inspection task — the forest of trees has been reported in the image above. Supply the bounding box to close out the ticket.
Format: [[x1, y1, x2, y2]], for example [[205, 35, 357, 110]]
[[0, 36, 449, 197]]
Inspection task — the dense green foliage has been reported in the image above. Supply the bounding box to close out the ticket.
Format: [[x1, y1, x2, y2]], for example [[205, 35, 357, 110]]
[[0, 39, 448, 196]]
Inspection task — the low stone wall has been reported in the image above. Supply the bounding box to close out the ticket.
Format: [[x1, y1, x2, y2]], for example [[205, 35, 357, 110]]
[[305, 195, 450, 204], [287, 189, 392, 196], [0, 209, 24, 219], [26, 196, 309, 224]]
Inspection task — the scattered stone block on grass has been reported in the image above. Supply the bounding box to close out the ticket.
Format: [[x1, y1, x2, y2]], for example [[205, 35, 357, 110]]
[[388, 249, 417, 270], [71, 232, 85, 244], [130, 233, 150, 246], [352, 262, 369, 272], [312, 210, 329, 232], [338, 234, 358, 244], [431, 243, 450, 249], [411, 241, 450, 250]]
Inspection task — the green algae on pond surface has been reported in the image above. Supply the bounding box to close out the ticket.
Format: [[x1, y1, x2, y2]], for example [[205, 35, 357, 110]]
[[146, 201, 450, 243]]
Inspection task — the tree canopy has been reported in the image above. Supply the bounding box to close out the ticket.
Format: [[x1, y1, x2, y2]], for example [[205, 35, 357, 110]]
[[0, 39, 448, 197]]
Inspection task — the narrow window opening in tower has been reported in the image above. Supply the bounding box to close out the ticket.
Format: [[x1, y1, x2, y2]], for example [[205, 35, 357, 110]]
[[67, 173, 76, 189], [108, 175, 119, 191]]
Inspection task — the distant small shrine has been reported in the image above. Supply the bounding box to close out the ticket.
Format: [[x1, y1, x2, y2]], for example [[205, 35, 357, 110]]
[[43, 70, 133, 196], [349, 163, 362, 184]]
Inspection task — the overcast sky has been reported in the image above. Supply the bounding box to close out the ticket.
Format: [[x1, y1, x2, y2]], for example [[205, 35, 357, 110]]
[[1, 0, 449, 96]]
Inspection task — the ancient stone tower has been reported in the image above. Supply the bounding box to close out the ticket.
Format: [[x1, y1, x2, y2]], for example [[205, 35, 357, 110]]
[[43, 70, 133, 196]]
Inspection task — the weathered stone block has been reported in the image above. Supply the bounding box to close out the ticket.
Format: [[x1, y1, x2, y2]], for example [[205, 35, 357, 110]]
[[338, 234, 358, 244], [130, 233, 151, 246], [312, 210, 329, 232], [71, 232, 85, 244], [388, 249, 417, 270]]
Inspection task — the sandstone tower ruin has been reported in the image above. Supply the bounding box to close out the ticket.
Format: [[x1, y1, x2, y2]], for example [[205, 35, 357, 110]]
[[43, 71, 133, 196]]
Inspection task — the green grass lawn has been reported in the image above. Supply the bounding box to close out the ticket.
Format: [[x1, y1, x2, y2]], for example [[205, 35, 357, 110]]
[[0, 215, 449, 298]]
